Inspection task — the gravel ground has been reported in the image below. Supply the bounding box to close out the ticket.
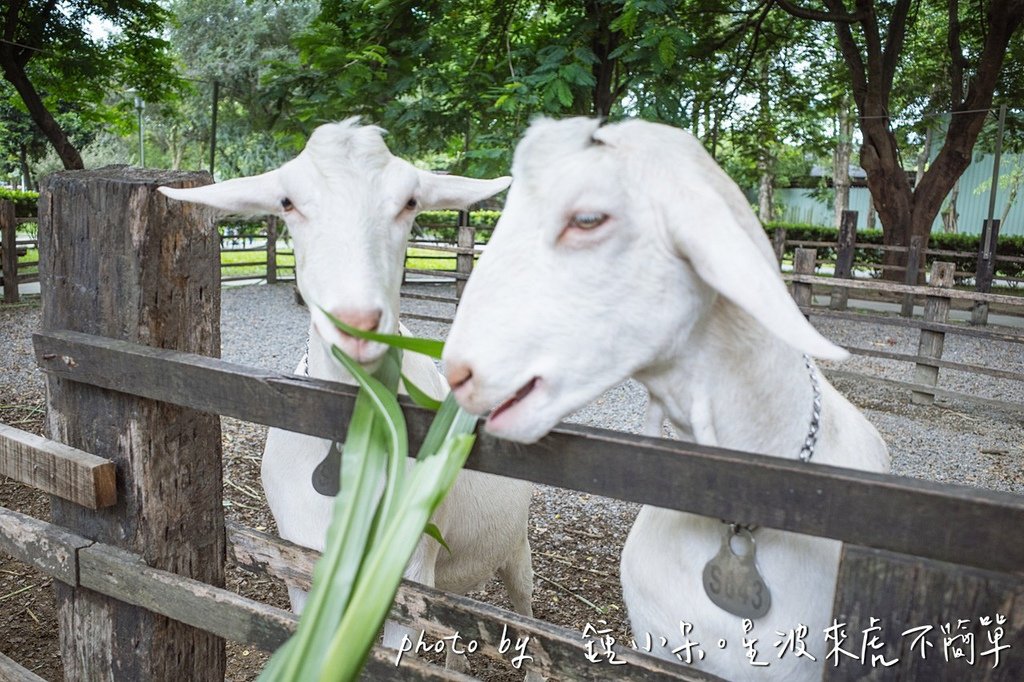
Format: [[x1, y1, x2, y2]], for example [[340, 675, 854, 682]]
[[1, 282, 1023, 681]]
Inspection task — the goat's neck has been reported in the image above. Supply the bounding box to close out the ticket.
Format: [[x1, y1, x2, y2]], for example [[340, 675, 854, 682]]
[[304, 323, 357, 385], [637, 296, 821, 464]]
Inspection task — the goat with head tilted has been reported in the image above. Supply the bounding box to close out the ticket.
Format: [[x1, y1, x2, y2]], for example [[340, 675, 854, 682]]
[[159, 119, 536, 675], [443, 117, 889, 681]]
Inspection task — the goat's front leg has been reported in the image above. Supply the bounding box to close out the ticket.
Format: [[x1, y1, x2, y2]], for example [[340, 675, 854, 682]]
[[643, 395, 666, 437]]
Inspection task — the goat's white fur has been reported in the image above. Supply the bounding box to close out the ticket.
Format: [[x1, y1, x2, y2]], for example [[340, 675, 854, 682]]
[[159, 119, 535, 674], [443, 117, 889, 681]]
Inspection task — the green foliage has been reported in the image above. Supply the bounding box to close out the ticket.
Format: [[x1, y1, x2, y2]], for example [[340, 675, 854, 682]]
[[0, 0, 180, 171], [155, 0, 317, 177], [414, 210, 501, 242], [0, 188, 38, 216]]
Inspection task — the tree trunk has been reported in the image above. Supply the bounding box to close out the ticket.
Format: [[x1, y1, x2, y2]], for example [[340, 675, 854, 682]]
[[942, 178, 960, 233], [589, 1, 618, 117], [859, 117, 916, 279], [833, 97, 853, 229], [866, 195, 876, 230], [808, 0, 1024, 280], [18, 143, 32, 190], [915, 124, 934, 187], [757, 154, 775, 223], [0, 48, 84, 170]]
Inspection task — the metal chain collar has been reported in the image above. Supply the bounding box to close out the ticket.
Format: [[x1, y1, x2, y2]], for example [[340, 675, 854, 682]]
[[798, 354, 823, 464]]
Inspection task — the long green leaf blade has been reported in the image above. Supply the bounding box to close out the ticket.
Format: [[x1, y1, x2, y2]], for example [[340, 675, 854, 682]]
[[320, 307, 444, 358]]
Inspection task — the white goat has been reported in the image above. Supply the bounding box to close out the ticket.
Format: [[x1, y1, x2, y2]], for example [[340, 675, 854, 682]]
[[443, 117, 889, 681], [159, 119, 536, 672]]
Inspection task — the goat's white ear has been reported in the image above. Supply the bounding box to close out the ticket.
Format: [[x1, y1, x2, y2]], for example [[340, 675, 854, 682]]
[[416, 171, 511, 211], [661, 184, 848, 361], [158, 170, 284, 215]]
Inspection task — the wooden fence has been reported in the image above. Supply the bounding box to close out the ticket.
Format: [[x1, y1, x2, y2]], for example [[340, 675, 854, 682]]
[[785, 246, 1024, 413], [771, 210, 1022, 324], [0, 201, 296, 300], [2, 176, 1024, 680], [0, 201, 39, 304], [218, 215, 296, 284]]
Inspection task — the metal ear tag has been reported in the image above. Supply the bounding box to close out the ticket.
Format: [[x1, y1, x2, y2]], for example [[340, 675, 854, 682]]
[[311, 441, 342, 496], [702, 524, 772, 620]]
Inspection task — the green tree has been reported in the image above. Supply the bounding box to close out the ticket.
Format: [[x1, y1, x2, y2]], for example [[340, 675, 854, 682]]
[[162, 0, 317, 177], [280, 1, 699, 176], [0, 0, 178, 170], [776, 0, 1024, 277]]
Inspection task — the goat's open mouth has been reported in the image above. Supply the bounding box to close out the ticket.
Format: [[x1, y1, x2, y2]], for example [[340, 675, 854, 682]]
[[488, 377, 540, 424]]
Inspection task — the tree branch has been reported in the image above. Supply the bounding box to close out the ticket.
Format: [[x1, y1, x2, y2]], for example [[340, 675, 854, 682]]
[[2, 0, 24, 44], [881, 0, 911, 95], [774, 0, 864, 22], [823, 0, 869, 110], [947, 0, 966, 108]]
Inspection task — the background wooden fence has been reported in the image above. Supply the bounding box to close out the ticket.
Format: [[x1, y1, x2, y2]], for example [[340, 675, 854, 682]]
[[1, 170, 1023, 681]]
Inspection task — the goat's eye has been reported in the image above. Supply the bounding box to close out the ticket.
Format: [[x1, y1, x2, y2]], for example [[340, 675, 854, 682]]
[[405, 197, 418, 211], [570, 212, 608, 230], [280, 198, 294, 212]]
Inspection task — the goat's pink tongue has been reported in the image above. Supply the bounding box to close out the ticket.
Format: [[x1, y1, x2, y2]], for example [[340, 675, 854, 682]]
[[490, 377, 539, 421]]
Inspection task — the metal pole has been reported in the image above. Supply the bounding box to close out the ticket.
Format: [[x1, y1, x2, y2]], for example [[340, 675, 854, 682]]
[[134, 95, 146, 167], [209, 80, 219, 176], [982, 103, 1006, 260]]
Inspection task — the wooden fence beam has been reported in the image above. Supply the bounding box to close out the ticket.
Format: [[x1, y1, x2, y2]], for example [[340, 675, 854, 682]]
[[900, 234, 924, 317], [266, 215, 278, 284], [792, 247, 817, 309], [1, 200, 18, 303], [785, 273, 1024, 308], [0, 423, 116, 508], [226, 522, 721, 681], [455, 210, 474, 299], [78, 542, 294, 653], [0, 506, 92, 585], [828, 545, 1024, 681], [37, 167, 225, 681], [829, 210, 857, 311], [912, 262, 956, 405], [771, 226, 787, 264], [973, 218, 1002, 325], [32, 330, 1024, 575], [0, 651, 47, 682], [799, 306, 1024, 345]]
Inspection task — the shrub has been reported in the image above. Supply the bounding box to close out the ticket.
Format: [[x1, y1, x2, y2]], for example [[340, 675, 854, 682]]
[[0, 188, 39, 217], [414, 209, 501, 242]]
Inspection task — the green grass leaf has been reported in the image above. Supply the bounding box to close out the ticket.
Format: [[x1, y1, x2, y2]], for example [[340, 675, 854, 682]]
[[319, 307, 444, 358], [423, 522, 451, 554], [400, 372, 443, 411]]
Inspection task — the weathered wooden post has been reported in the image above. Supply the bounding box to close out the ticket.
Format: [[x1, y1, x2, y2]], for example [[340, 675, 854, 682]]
[[911, 261, 955, 405], [900, 235, 924, 317], [455, 209, 475, 300], [37, 167, 225, 681], [1, 200, 19, 304], [792, 247, 816, 310], [771, 226, 787, 265], [266, 215, 278, 284], [972, 218, 1001, 325], [830, 210, 858, 311]]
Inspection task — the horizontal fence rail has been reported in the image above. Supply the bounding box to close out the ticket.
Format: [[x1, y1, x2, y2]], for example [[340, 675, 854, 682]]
[[0, 506, 543, 682], [33, 329, 1024, 576], [226, 522, 719, 681], [784, 273, 1024, 308]]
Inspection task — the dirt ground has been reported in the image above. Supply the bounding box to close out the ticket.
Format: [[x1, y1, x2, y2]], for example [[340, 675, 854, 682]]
[[2, 292, 1023, 681]]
